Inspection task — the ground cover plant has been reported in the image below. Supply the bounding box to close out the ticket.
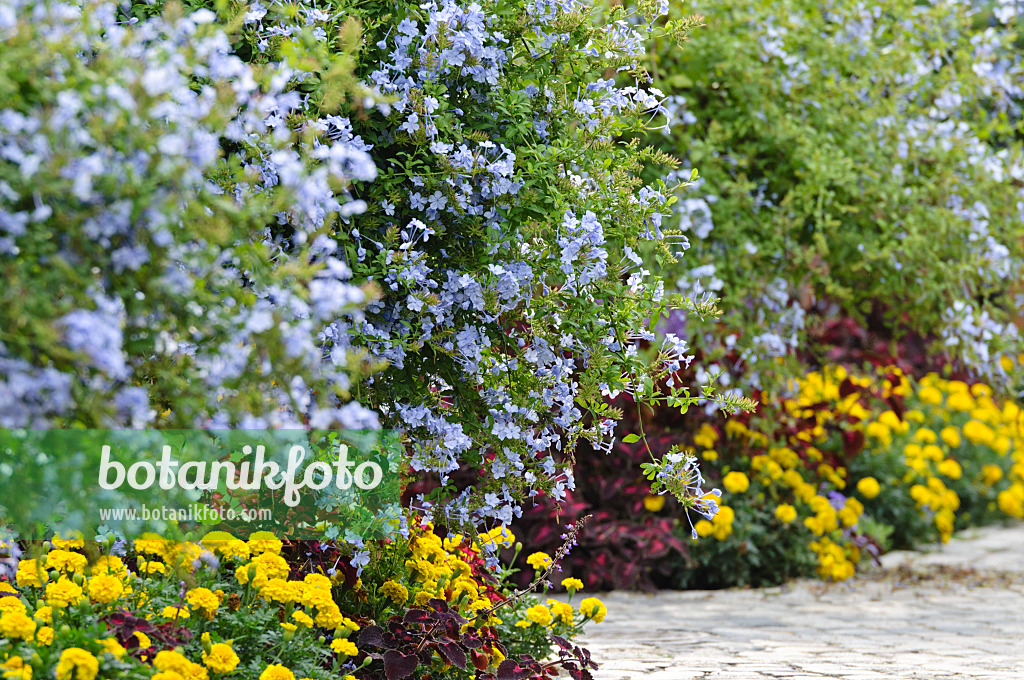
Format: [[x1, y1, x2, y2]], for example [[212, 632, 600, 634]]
[[515, 361, 1024, 590]]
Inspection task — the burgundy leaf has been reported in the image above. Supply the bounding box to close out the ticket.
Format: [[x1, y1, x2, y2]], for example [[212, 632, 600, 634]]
[[382, 650, 419, 680]]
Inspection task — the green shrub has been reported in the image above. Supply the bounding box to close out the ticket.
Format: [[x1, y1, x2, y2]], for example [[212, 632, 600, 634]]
[[649, 0, 1024, 391]]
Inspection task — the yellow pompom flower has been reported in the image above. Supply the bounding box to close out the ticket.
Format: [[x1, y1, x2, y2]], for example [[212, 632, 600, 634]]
[[0, 611, 36, 640], [35, 626, 54, 645], [259, 665, 295, 680], [98, 637, 127, 660], [0, 656, 31, 680], [981, 465, 1004, 485], [643, 494, 666, 512], [937, 459, 963, 480], [940, 427, 961, 448], [579, 597, 607, 623], [186, 587, 220, 618], [55, 648, 99, 680], [330, 639, 358, 657], [154, 651, 193, 677], [526, 552, 552, 570], [693, 519, 714, 538], [203, 643, 240, 674], [561, 577, 583, 593], [45, 577, 84, 608], [722, 471, 750, 494], [856, 477, 881, 499], [546, 599, 573, 625], [380, 580, 409, 605], [87, 574, 123, 604], [131, 631, 152, 652], [160, 606, 190, 620], [774, 504, 797, 523], [15, 559, 47, 588], [524, 604, 553, 626]]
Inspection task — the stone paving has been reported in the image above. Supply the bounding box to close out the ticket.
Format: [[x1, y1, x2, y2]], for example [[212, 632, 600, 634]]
[[577, 523, 1024, 680]]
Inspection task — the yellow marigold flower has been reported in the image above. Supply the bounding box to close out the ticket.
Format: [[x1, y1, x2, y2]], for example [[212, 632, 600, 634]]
[[161, 606, 190, 620], [643, 494, 666, 512], [946, 392, 974, 412], [330, 638, 358, 657], [722, 471, 749, 494], [134, 631, 152, 650], [186, 587, 219, 617], [87, 574, 123, 604], [92, 556, 128, 581], [864, 421, 891, 446], [937, 459, 963, 480], [547, 599, 573, 625], [0, 610, 36, 640], [913, 428, 937, 444], [940, 427, 961, 448], [997, 485, 1024, 519], [279, 623, 297, 634], [561, 577, 584, 592], [33, 606, 52, 624], [702, 449, 719, 462], [258, 665, 295, 680], [247, 536, 283, 557], [292, 611, 314, 628], [514, 620, 531, 628], [804, 516, 825, 536], [774, 504, 797, 523], [35, 626, 54, 645], [526, 552, 552, 570], [1, 656, 31, 680], [45, 550, 87, 574], [380, 580, 409, 605], [213, 540, 250, 562], [252, 552, 290, 579], [259, 578, 297, 604], [475, 527, 515, 550], [0, 595, 25, 616], [981, 465, 1004, 486], [693, 519, 714, 538], [524, 604, 552, 626], [51, 533, 85, 551], [917, 386, 943, 405], [579, 597, 607, 623], [134, 538, 168, 557], [856, 477, 881, 499], [45, 577, 84, 608], [962, 419, 995, 446], [203, 643, 240, 674], [138, 558, 167, 575], [98, 637, 127, 660], [314, 603, 345, 629], [838, 507, 859, 528], [693, 423, 719, 449], [154, 651, 193, 677], [55, 648, 99, 680], [152, 673, 185, 680]]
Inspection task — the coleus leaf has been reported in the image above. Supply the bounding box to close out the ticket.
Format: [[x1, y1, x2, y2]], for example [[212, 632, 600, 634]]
[[383, 650, 419, 680]]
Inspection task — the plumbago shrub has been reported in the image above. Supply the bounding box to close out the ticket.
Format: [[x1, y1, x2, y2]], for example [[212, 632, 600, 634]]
[[0, 524, 610, 680], [0, 1, 381, 430], [648, 0, 1024, 393], [516, 363, 1024, 590], [0, 0, 749, 677], [116, 0, 754, 530]]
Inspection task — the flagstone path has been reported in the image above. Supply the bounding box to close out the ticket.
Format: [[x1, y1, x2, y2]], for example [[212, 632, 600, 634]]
[[578, 523, 1024, 680]]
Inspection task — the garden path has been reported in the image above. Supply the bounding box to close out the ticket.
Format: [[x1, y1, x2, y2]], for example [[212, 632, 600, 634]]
[[578, 523, 1024, 680]]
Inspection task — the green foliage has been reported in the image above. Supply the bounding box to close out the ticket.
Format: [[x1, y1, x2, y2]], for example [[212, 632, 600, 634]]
[[649, 0, 1024, 390]]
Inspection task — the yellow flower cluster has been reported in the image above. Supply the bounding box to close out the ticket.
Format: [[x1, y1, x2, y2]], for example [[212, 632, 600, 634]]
[[404, 527, 480, 607]]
